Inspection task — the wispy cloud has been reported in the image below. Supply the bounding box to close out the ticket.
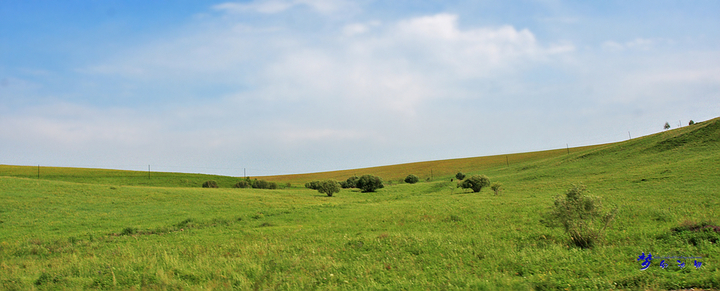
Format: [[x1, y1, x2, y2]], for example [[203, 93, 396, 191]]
[[2, 1, 718, 175], [602, 38, 671, 52]]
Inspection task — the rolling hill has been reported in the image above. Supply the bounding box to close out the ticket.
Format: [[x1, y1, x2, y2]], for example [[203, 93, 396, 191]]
[[0, 117, 718, 290]]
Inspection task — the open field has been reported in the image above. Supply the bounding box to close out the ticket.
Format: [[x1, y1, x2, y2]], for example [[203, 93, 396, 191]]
[[1, 118, 719, 290]]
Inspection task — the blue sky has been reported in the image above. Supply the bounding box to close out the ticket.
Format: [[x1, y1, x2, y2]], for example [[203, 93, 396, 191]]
[[1, 0, 719, 176]]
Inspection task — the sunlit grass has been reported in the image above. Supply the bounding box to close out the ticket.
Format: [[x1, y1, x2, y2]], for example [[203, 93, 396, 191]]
[[0, 118, 718, 289]]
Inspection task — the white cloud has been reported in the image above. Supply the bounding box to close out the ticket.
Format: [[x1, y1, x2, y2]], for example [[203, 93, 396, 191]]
[[0, 103, 158, 147], [601, 41, 624, 52], [602, 38, 669, 52], [625, 38, 654, 50], [342, 21, 380, 36], [71, 11, 579, 146], [5, 1, 720, 176], [387, 13, 572, 78]]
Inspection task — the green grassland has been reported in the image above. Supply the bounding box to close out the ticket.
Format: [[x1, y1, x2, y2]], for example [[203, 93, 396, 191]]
[[1, 118, 719, 290]]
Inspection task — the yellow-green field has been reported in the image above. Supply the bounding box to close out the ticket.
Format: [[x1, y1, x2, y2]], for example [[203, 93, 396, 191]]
[[1, 118, 719, 290]]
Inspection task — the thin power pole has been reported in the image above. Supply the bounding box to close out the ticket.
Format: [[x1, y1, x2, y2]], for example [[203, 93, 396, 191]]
[[566, 144, 570, 155], [148, 165, 151, 179], [628, 131, 632, 140]]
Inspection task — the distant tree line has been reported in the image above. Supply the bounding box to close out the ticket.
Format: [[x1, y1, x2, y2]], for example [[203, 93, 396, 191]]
[[305, 174, 385, 195]]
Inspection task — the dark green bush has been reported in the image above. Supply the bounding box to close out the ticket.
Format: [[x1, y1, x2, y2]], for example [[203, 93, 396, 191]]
[[305, 181, 321, 190], [252, 179, 277, 189], [202, 180, 219, 188], [404, 174, 419, 184], [341, 176, 359, 189], [234, 180, 251, 188], [356, 175, 383, 192], [546, 184, 617, 249], [455, 172, 466, 180], [459, 175, 490, 193], [317, 180, 341, 197]]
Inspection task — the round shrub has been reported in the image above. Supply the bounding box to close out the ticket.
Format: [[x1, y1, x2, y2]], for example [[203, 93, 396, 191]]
[[455, 172, 466, 180], [460, 175, 490, 193], [317, 180, 341, 197], [202, 180, 218, 188], [356, 175, 384, 193], [404, 174, 419, 184]]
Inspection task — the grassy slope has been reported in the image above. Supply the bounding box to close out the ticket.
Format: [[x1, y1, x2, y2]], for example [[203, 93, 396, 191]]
[[0, 145, 603, 188], [0, 118, 719, 290]]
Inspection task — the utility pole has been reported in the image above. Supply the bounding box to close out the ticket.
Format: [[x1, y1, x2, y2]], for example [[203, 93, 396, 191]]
[[566, 144, 570, 155], [148, 165, 151, 179], [628, 131, 631, 140]]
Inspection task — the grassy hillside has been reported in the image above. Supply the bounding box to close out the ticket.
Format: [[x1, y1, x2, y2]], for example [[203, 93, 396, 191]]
[[0, 166, 244, 189], [256, 145, 604, 185], [0, 118, 718, 290], [0, 144, 602, 188]]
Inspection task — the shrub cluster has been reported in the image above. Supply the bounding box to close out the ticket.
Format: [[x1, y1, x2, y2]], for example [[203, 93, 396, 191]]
[[340, 176, 359, 189], [546, 184, 617, 249], [305, 181, 321, 190], [234, 180, 251, 188], [455, 172, 466, 180], [252, 179, 278, 189], [356, 175, 384, 192], [404, 174, 419, 184], [334, 174, 384, 192], [202, 180, 218, 188], [458, 175, 490, 192], [234, 178, 277, 189]]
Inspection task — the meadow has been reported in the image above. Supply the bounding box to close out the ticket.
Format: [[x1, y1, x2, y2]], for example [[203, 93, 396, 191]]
[[1, 118, 719, 290]]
